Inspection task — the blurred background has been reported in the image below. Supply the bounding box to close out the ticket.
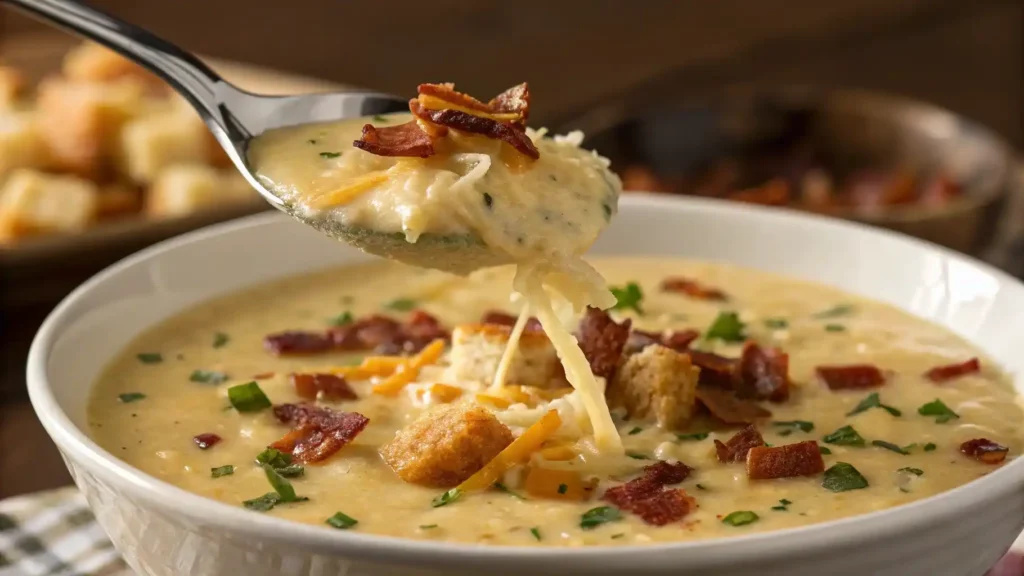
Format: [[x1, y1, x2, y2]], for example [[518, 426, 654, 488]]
[[0, 0, 1021, 498]]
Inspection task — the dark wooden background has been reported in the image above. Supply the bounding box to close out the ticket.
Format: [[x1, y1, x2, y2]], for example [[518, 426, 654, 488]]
[[0, 0, 1021, 499]]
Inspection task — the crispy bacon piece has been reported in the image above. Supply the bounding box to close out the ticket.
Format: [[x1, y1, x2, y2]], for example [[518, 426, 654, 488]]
[[578, 307, 631, 383], [746, 441, 825, 479], [817, 364, 886, 390], [410, 99, 539, 160], [193, 433, 221, 450], [603, 477, 662, 507], [624, 329, 662, 355], [728, 179, 791, 206], [603, 459, 696, 526], [481, 310, 542, 331], [270, 403, 369, 464], [263, 331, 333, 355], [689, 350, 739, 389], [642, 460, 692, 484], [417, 82, 530, 123], [626, 489, 696, 526], [329, 315, 403, 352], [401, 310, 451, 353], [713, 424, 765, 463], [291, 373, 357, 402], [737, 342, 790, 402], [352, 121, 437, 158], [663, 329, 701, 351], [660, 277, 728, 301], [925, 358, 980, 383], [960, 439, 1008, 464], [696, 387, 771, 424]]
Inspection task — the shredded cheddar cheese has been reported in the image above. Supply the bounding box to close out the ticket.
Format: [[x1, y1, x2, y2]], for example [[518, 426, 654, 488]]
[[476, 394, 511, 409], [416, 383, 463, 404], [372, 339, 446, 396], [458, 410, 562, 492], [310, 171, 389, 208]]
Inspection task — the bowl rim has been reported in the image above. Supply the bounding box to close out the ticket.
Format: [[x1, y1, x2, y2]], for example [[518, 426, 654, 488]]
[[26, 194, 1024, 569]]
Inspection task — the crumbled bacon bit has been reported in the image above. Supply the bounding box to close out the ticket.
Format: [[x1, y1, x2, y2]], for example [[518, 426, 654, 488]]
[[329, 315, 402, 352], [663, 329, 701, 351], [401, 310, 451, 353], [737, 342, 790, 402], [193, 433, 221, 450], [688, 351, 739, 389], [696, 387, 771, 424], [410, 99, 539, 160], [746, 441, 825, 479], [642, 460, 692, 484], [577, 307, 631, 383], [481, 310, 542, 331], [603, 459, 696, 525], [625, 489, 696, 526], [713, 424, 765, 463], [263, 331, 333, 355], [661, 277, 728, 301], [270, 403, 369, 463], [960, 438, 1008, 464], [252, 372, 275, 380], [352, 121, 437, 158], [624, 329, 662, 355], [603, 477, 662, 508], [817, 364, 886, 390], [925, 358, 980, 383], [291, 373, 357, 402], [417, 82, 530, 124]]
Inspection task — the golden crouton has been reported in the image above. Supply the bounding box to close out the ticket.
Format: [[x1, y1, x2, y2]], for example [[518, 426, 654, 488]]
[[380, 404, 513, 488], [145, 165, 253, 217], [37, 77, 145, 178], [63, 42, 162, 88], [608, 344, 699, 430], [0, 111, 48, 180], [448, 323, 562, 388], [0, 67, 25, 109], [95, 183, 141, 220], [120, 113, 210, 183], [0, 169, 97, 241]]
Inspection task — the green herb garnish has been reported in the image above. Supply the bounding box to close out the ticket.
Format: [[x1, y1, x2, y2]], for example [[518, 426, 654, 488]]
[[307, 138, 318, 144], [822, 462, 869, 492], [610, 282, 644, 315], [872, 440, 909, 455], [611, 533, 625, 539], [923, 442, 937, 452], [326, 511, 358, 529], [822, 425, 866, 447], [228, 381, 272, 412], [211, 465, 235, 478], [695, 483, 707, 490], [493, 482, 525, 499], [771, 498, 792, 511], [676, 432, 710, 441], [705, 311, 746, 342], [764, 318, 789, 329], [628, 426, 643, 435], [262, 464, 299, 502], [847, 392, 902, 417], [373, 114, 388, 122], [118, 392, 146, 403], [212, 332, 229, 348], [722, 511, 759, 526], [419, 524, 438, 529], [256, 448, 292, 468], [483, 192, 493, 209], [319, 152, 341, 159], [384, 298, 417, 311], [136, 353, 162, 364], [819, 446, 832, 455], [276, 465, 305, 478], [242, 493, 280, 511], [773, 420, 814, 433], [812, 304, 854, 319], [189, 369, 229, 384], [580, 506, 622, 530], [432, 488, 461, 508], [329, 311, 354, 326], [899, 467, 924, 476], [530, 527, 542, 541], [825, 324, 846, 332], [918, 399, 959, 423], [626, 451, 650, 460], [602, 203, 613, 221]]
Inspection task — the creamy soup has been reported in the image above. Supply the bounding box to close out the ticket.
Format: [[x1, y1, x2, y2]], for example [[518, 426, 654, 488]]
[[89, 258, 1022, 546]]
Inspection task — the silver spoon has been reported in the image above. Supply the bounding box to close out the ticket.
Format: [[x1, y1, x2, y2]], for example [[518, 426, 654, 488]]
[[4, 0, 503, 273]]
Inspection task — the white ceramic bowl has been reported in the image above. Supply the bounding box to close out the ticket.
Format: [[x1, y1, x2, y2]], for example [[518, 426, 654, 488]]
[[28, 195, 1024, 576]]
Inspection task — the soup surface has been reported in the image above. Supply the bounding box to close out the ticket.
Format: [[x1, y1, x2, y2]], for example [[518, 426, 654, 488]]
[[89, 258, 1022, 546]]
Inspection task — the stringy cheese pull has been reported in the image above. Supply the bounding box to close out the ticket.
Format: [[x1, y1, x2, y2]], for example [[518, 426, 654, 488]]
[[457, 410, 561, 492], [490, 302, 532, 390]]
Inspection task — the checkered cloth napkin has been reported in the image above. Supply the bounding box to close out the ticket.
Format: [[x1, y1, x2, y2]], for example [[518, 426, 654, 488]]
[[1, 486, 1023, 576]]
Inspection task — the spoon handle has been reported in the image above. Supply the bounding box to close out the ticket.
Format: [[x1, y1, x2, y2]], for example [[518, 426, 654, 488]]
[[2, 0, 239, 136]]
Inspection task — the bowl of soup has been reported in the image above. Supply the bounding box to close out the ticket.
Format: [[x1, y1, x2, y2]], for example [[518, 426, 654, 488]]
[[27, 194, 1024, 576]]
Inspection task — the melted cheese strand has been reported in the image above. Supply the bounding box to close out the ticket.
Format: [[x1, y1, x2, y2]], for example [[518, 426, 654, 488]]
[[490, 301, 531, 391]]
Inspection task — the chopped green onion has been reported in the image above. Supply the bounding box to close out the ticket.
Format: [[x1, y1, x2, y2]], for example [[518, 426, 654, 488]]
[[676, 432, 709, 442], [227, 381, 271, 412], [847, 392, 902, 417], [822, 425, 865, 447], [610, 283, 644, 315], [819, 446, 832, 455], [320, 152, 341, 159], [372, 114, 388, 122], [256, 448, 292, 468], [117, 392, 146, 403], [276, 465, 305, 478], [825, 324, 846, 332], [530, 527, 542, 541], [136, 353, 162, 364], [419, 524, 438, 529], [611, 533, 625, 539], [557, 483, 568, 495], [695, 483, 708, 490], [722, 511, 759, 526], [242, 492, 280, 511], [493, 482, 525, 499], [325, 511, 358, 529], [329, 311, 353, 326], [189, 369, 229, 384], [923, 442, 937, 451], [899, 467, 924, 476], [211, 465, 234, 478], [626, 451, 650, 460], [482, 192, 493, 209], [262, 464, 298, 502], [628, 426, 644, 435], [917, 399, 959, 423], [773, 420, 814, 433], [812, 304, 854, 319], [705, 311, 746, 342], [872, 440, 910, 455], [602, 203, 613, 221], [822, 462, 869, 492], [212, 332, 230, 348], [771, 498, 792, 511], [764, 318, 789, 329], [384, 298, 417, 311], [580, 506, 622, 530], [432, 488, 461, 508]]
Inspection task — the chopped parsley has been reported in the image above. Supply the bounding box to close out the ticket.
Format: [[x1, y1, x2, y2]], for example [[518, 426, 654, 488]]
[[626, 451, 650, 460], [771, 498, 792, 511], [610, 283, 644, 315], [242, 493, 280, 511], [822, 462, 869, 492], [373, 114, 388, 122], [705, 311, 746, 342], [212, 332, 230, 348], [628, 426, 644, 435], [384, 298, 417, 311], [328, 311, 354, 326], [773, 420, 814, 433], [899, 467, 924, 476], [319, 152, 341, 159], [923, 442, 937, 452], [483, 192, 493, 209], [325, 511, 358, 529], [676, 432, 709, 441], [256, 448, 304, 477], [227, 381, 271, 412], [812, 304, 854, 319], [917, 399, 959, 423], [419, 524, 438, 529], [722, 511, 759, 526], [580, 506, 622, 530], [824, 324, 846, 332], [307, 138, 318, 144], [847, 392, 902, 417], [136, 353, 162, 364], [557, 483, 568, 495], [819, 446, 833, 455], [822, 425, 866, 447], [611, 533, 625, 539], [432, 488, 461, 508], [117, 392, 146, 403], [493, 482, 525, 499], [695, 483, 708, 490], [189, 369, 229, 385], [872, 440, 910, 455], [211, 465, 235, 478], [764, 318, 789, 329], [530, 527, 542, 541]]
